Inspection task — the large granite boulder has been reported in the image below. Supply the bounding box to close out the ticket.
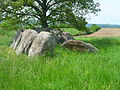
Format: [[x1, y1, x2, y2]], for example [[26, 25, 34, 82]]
[[11, 29, 38, 54], [62, 40, 98, 52], [10, 29, 25, 50], [11, 28, 97, 57], [61, 32, 75, 41], [33, 27, 75, 44], [28, 31, 57, 57]]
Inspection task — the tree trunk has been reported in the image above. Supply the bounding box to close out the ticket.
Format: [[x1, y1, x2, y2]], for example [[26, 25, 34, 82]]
[[41, 18, 48, 28], [41, 0, 48, 28]]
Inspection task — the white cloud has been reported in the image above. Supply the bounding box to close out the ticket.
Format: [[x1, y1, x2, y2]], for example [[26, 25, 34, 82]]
[[87, 0, 120, 25]]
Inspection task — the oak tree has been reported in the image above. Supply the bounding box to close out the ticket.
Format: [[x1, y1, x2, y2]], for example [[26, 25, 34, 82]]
[[0, 0, 100, 28]]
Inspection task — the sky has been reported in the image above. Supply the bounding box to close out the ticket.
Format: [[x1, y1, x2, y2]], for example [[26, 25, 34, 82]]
[[87, 0, 120, 25]]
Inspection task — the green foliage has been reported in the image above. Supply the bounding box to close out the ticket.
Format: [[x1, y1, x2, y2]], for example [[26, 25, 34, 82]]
[[65, 10, 89, 33], [0, 18, 41, 31], [0, 0, 100, 28], [0, 30, 6, 35], [50, 17, 89, 34], [1, 31, 120, 89], [50, 23, 73, 28], [68, 16, 88, 31], [61, 28, 80, 35], [0, 19, 20, 31], [89, 24, 101, 33]]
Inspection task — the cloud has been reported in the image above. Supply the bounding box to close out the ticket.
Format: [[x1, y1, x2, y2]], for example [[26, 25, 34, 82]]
[[87, 0, 120, 25]]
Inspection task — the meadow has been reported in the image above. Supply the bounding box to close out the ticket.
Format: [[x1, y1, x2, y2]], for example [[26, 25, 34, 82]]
[[0, 28, 120, 90]]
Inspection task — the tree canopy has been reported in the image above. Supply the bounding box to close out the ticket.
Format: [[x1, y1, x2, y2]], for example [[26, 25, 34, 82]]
[[0, 0, 100, 28]]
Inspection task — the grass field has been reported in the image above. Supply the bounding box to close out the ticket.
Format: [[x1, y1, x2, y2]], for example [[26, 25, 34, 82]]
[[0, 29, 120, 90], [61, 28, 80, 35]]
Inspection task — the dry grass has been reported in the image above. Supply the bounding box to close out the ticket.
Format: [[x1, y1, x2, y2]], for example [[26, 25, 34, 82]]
[[85, 28, 120, 37]]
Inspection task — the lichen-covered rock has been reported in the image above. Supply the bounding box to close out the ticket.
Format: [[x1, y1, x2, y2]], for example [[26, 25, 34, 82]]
[[10, 28, 75, 57], [14, 29, 38, 54], [28, 31, 57, 57], [10, 29, 25, 50], [62, 40, 98, 52], [50, 30, 75, 44], [61, 32, 75, 41], [33, 27, 75, 44]]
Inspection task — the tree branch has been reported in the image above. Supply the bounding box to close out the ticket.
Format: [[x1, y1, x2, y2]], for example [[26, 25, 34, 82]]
[[23, 4, 42, 18], [34, 0, 42, 6]]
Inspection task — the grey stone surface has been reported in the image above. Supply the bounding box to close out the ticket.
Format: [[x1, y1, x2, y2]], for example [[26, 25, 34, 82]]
[[62, 40, 98, 52], [28, 31, 57, 57], [10, 29, 25, 50], [10, 28, 76, 57], [33, 28, 75, 44], [15, 29, 38, 54]]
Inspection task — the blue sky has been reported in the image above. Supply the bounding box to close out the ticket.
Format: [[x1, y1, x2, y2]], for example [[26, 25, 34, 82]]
[[87, 0, 120, 25]]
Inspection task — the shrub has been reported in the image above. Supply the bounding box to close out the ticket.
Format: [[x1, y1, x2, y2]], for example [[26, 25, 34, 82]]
[[0, 19, 20, 31], [50, 23, 73, 28], [0, 18, 40, 31], [89, 24, 101, 33]]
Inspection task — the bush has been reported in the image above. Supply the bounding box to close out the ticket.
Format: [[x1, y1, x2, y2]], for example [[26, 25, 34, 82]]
[[50, 23, 73, 28], [0, 19, 40, 31], [89, 24, 101, 33], [66, 15, 90, 34], [0, 19, 20, 31]]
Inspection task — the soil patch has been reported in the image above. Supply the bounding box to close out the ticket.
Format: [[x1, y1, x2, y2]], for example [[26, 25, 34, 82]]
[[84, 28, 120, 37]]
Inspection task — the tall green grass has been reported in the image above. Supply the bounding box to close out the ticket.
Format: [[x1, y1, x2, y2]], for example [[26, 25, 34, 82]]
[[61, 28, 80, 35], [0, 29, 120, 89]]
